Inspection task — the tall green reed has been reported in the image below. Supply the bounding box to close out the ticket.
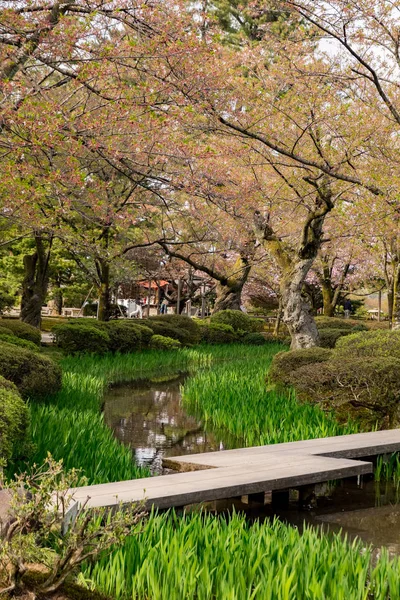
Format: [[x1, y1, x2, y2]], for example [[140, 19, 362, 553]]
[[19, 345, 282, 483], [83, 510, 400, 600], [182, 349, 359, 446]]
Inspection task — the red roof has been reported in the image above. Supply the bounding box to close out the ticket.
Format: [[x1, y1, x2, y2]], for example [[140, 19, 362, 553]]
[[138, 280, 169, 289]]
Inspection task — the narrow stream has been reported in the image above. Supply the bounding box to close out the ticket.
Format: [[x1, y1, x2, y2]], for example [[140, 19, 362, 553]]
[[103, 374, 400, 556], [103, 373, 240, 475]]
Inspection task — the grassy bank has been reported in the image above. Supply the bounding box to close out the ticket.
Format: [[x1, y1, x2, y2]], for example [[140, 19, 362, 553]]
[[19, 345, 285, 483], [83, 510, 400, 600], [182, 348, 359, 445], [13, 343, 400, 599], [17, 347, 214, 484]]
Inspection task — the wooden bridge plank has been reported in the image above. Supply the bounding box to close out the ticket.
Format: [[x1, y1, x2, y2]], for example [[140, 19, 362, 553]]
[[71, 430, 400, 510]]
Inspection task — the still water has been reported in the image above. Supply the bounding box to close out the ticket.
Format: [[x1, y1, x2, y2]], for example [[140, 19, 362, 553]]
[[103, 374, 239, 475], [103, 375, 400, 555]]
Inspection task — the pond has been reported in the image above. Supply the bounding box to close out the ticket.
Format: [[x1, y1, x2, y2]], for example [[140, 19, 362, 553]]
[[103, 373, 400, 555], [103, 373, 240, 475]]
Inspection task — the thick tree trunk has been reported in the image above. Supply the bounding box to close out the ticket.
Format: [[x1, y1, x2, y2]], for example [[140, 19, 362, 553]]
[[213, 282, 243, 312], [53, 279, 63, 315], [20, 235, 52, 328], [212, 255, 251, 313], [97, 261, 111, 321], [253, 177, 332, 349], [281, 259, 320, 349], [321, 283, 335, 317]]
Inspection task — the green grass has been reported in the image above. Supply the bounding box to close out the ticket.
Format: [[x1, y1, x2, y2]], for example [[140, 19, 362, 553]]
[[18, 345, 285, 484], [83, 510, 400, 600], [182, 346, 359, 445], [375, 453, 400, 486], [12, 342, 400, 598]]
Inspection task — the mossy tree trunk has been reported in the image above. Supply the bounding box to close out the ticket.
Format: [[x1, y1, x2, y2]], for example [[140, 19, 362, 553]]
[[253, 179, 333, 349], [213, 255, 251, 313], [20, 234, 53, 328], [53, 276, 63, 315], [319, 255, 351, 317]]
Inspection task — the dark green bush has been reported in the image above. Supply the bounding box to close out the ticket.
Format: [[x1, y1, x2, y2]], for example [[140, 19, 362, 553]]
[[66, 318, 108, 329], [315, 316, 367, 331], [53, 324, 110, 354], [287, 357, 400, 427], [334, 329, 400, 360], [210, 310, 263, 333], [106, 321, 144, 353], [0, 376, 30, 464], [0, 319, 41, 345], [269, 347, 333, 386], [0, 327, 14, 336], [0, 333, 39, 352], [146, 321, 193, 346], [198, 321, 238, 344], [241, 332, 268, 345], [134, 324, 154, 346], [149, 334, 181, 350], [318, 328, 353, 348], [148, 314, 201, 344], [0, 342, 61, 399]]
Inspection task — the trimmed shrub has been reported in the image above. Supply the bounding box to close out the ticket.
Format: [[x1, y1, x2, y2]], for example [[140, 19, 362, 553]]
[[106, 321, 144, 353], [198, 321, 238, 344], [145, 321, 193, 346], [288, 357, 400, 427], [0, 376, 30, 464], [0, 319, 41, 345], [0, 327, 14, 337], [269, 347, 332, 386], [0, 342, 61, 399], [53, 324, 110, 355], [210, 310, 263, 333], [66, 318, 108, 329], [148, 314, 201, 344], [134, 324, 154, 347], [318, 328, 353, 348], [241, 332, 268, 345], [315, 316, 367, 331], [0, 333, 40, 352], [149, 334, 181, 350], [334, 329, 400, 360]]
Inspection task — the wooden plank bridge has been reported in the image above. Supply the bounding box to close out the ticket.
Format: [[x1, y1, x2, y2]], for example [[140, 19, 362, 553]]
[[71, 429, 400, 510]]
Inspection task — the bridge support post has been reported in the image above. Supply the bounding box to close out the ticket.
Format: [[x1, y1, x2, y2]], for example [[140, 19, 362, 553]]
[[271, 489, 290, 509], [248, 492, 265, 505]]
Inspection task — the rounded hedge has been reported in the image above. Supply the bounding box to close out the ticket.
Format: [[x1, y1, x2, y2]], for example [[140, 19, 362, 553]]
[[0, 342, 61, 399], [0, 376, 30, 464], [269, 347, 333, 386], [148, 314, 201, 344], [210, 310, 263, 333], [0, 333, 40, 352], [288, 356, 400, 427], [318, 328, 353, 349], [149, 334, 181, 350], [198, 321, 238, 344], [146, 321, 193, 346], [241, 332, 268, 345], [0, 319, 41, 345], [334, 329, 400, 359], [106, 321, 145, 353], [53, 323, 110, 354]]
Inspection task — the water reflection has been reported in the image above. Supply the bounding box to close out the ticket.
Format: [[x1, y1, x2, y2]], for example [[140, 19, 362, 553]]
[[103, 374, 238, 474]]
